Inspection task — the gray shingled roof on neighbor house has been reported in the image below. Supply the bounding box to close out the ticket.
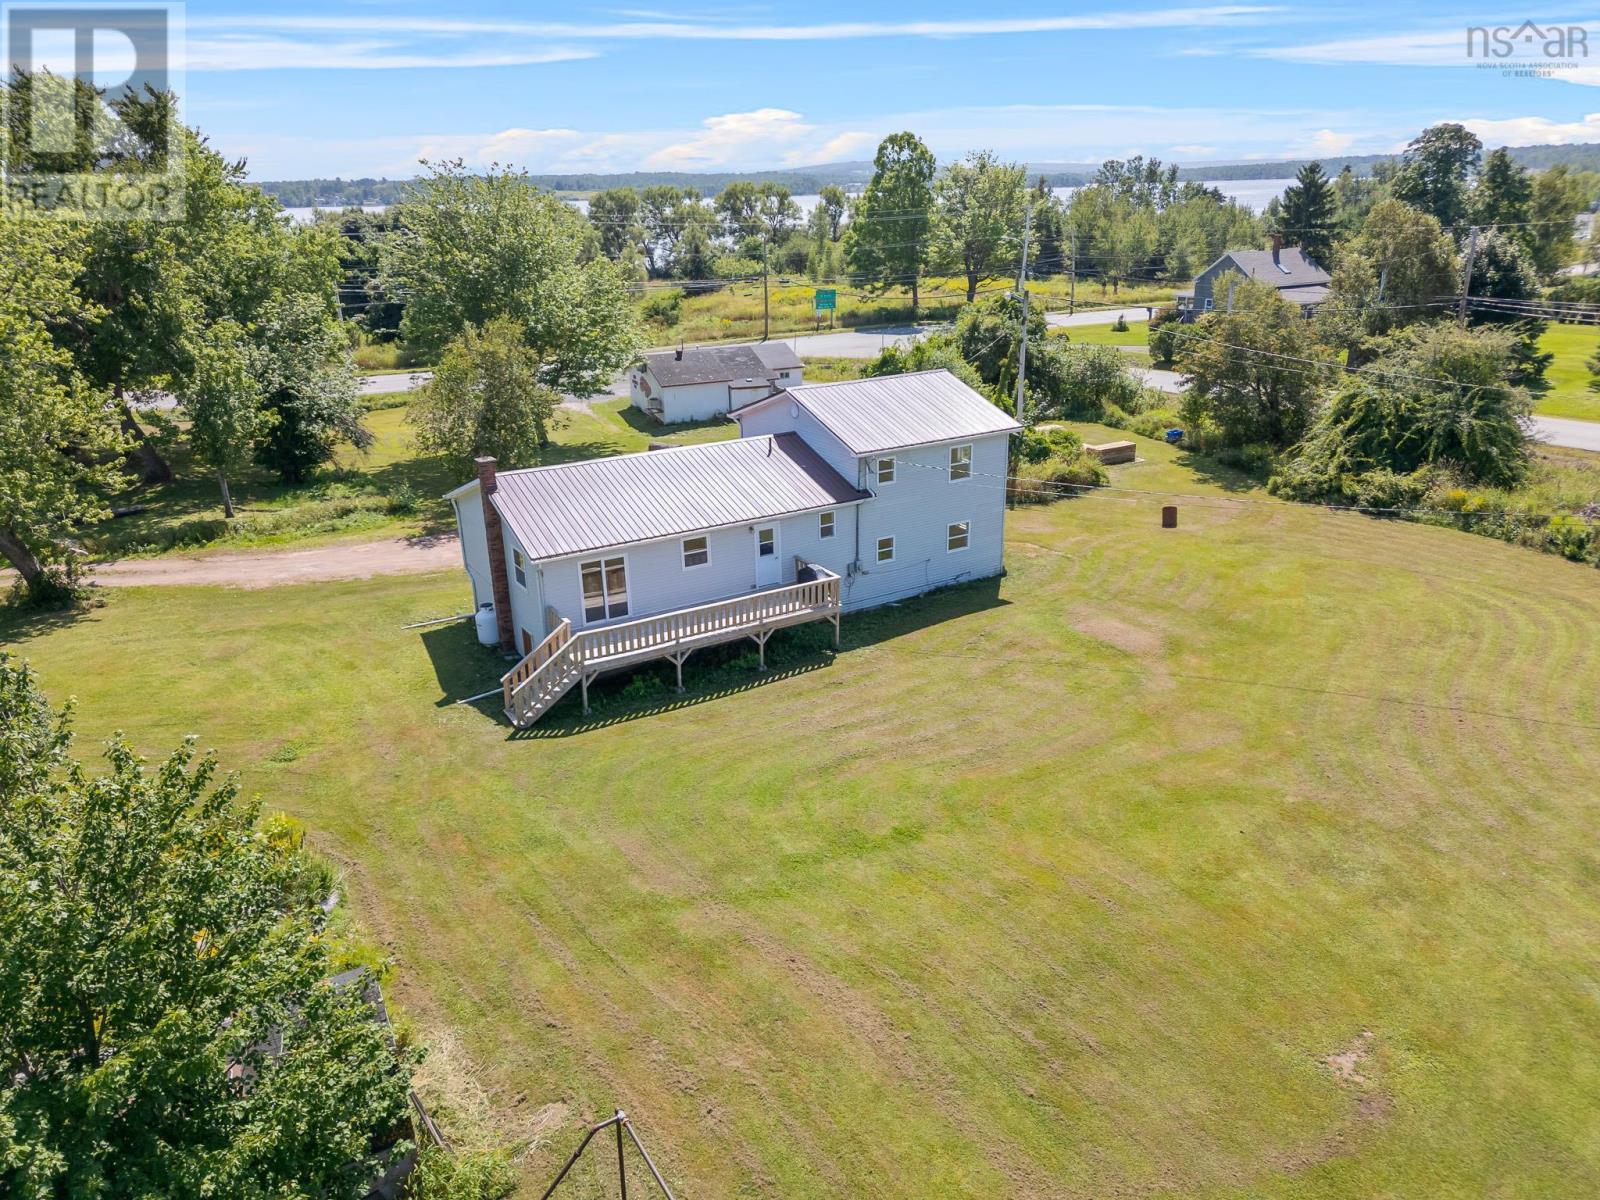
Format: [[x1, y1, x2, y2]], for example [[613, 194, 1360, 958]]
[[646, 342, 803, 387], [735, 369, 1024, 456], [1221, 247, 1331, 290], [486, 433, 869, 561]]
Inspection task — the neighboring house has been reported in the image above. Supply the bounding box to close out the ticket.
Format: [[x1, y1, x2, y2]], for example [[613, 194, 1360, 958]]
[[1175, 236, 1331, 320], [448, 369, 1021, 726], [629, 341, 804, 423]]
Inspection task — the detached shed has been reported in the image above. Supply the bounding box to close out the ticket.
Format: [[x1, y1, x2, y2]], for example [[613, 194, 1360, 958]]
[[630, 342, 803, 423]]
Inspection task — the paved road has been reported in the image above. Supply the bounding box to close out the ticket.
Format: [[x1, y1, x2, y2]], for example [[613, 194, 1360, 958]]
[[1045, 306, 1155, 328], [361, 370, 432, 394], [1530, 414, 1600, 453]]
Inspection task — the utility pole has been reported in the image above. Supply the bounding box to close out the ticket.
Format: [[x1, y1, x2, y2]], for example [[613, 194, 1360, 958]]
[[761, 231, 770, 341], [1458, 225, 1479, 328], [1014, 203, 1034, 426], [1068, 226, 1077, 316]]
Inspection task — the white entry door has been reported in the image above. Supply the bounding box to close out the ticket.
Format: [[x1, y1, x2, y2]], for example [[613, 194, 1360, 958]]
[[754, 524, 781, 587]]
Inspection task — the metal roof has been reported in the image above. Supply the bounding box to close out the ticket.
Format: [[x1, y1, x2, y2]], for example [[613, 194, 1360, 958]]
[[483, 433, 868, 561], [740, 369, 1023, 456], [1220, 247, 1331, 289], [645, 342, 803, 387]]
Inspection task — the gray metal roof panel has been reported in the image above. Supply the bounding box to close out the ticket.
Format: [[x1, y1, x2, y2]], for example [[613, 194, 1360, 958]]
[[772, 369, 1023, 456], [487, 433, 868, 561], [1222, 247, 1331, 288]]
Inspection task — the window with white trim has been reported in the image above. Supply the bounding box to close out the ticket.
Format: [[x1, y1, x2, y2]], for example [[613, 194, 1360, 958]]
[[756, 527, 776, 558], [682, 535, 709, 569], [949, 444, 972, 481], [580, 556, 629, 622], [512, 548, 526, 587], [947, 521, 970, 552], [876, 536, 895, 563], [875, 456, 895, 484], [819, 510, 835, 539]]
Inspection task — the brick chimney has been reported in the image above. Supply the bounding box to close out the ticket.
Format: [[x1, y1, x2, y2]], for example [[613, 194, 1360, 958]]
[[1270, 231, 1283, 263], [476, 456, 515, 652]]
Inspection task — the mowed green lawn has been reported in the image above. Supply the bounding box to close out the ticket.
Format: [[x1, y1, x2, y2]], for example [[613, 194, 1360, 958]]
[[1534, 323, 1600, 421], [6, 436, 1600, 1198]]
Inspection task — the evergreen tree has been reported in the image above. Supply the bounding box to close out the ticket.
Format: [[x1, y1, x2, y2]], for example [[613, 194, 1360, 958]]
[[1277, 162, 1336, 265]]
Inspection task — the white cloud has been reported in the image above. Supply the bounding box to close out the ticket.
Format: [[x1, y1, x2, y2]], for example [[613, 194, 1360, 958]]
[[194, 7, 1286, 44], [643, 108, 815, 169], [1171, 143, 1218, 154], [1306, 129, 1356, 154], [187, 35, 595, 71], [1458, 112, 1600, 145], [792, 131, 877, 165]]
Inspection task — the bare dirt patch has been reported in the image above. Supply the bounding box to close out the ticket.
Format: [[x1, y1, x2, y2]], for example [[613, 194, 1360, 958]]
[[1071, 609, 1165, 657], [87, 533, 461, 589]]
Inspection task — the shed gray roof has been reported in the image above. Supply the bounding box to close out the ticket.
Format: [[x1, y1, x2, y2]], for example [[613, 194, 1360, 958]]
[[645, 342, 803, 387], [481, 433, 868, 561], [1219, 247, 1331, 290], [735, 369, 1023, 456]]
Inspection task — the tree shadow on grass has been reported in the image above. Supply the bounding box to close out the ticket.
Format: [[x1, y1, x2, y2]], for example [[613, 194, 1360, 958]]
[[612, 404, 734, 442], [420, 575, 1010, 738], [1170, 449, 1269, 495], [0, 593, 99, 644]]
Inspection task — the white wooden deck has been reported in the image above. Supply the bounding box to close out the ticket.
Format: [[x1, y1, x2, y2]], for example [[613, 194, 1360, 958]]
[[501, 564, 842, 727]]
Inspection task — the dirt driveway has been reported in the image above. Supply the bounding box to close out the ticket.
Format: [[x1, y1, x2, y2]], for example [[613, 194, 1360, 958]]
[[85, 533, 462, 589]]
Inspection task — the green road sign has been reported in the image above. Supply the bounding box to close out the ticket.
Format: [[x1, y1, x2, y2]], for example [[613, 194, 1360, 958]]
[[814, 288, 836, 311]]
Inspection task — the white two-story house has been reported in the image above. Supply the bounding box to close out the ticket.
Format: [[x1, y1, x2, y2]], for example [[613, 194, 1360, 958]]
[[629, 342, 803, 423], [447, 369, 1020, 725]]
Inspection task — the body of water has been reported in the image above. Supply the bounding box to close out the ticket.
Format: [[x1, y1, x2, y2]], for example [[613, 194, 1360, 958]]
[[283, 178, 1295, 225]]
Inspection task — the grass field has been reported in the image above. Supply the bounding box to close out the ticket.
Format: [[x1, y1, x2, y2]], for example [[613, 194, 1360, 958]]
[[651, 275, 1181, 345], [10, 430, 1600, 1198], [89, 398, 738, 560], [1051, 320, 1151, 349], [1532, 323, 1600, 421]]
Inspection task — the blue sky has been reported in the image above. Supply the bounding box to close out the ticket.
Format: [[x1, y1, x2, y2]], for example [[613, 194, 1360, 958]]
[[150, 4, 1600, 178]]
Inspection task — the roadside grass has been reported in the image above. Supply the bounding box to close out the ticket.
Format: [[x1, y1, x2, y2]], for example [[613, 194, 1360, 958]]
[[1531, 323, 1600, 421], [648, 275, 1181, 345], [85, 399, 737, 561], [796, 355, 870, 383], [11, 447, 1600, 1198], [1051, 320, 1151, 349]]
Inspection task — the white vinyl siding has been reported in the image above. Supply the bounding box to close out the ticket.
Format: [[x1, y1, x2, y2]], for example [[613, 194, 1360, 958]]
[[948, 445, 972, 481]]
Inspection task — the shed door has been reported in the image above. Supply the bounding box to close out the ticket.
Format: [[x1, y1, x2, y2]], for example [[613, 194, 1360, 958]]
[[754, 525, 781, 587]]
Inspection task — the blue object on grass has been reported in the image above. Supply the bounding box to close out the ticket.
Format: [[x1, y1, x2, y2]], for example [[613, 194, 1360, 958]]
[[1164, 428, 1184, 444]]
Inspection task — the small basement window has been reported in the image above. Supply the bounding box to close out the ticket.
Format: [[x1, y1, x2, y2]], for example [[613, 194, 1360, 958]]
[[682, 535, 709, 569], [512, 548, 526, 588], [875, 456, 896, 484], [819, 510, 835, 539], [948, 521, 970, 552], [876, 536, 895, 563], [949, 444, 972, 481]]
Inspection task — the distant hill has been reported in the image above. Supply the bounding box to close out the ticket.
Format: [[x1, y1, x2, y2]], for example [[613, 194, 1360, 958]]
[[257, 143, 1600, 208]]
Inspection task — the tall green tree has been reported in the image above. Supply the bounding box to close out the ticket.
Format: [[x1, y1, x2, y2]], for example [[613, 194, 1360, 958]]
[[844, 132, 937, 313], [1277, 161, 1336, 265], [407, 317, 559, 470], [586, 187, 642, 262], [1392, 122, 1482, 231], [178, 320, 268, 518], [932, 150, 1027, 301], [251, 293, 369, 483], [1176, 279, 1332, 447], [0, 655, 415, 1199], [816, 185, 849, 240], [1319, 199, 1459, 349], [1528, 164, 1590, 276], [382, 161, 638, 391], [0, 213, 124, 594], [1470, 147, 1533, 230]]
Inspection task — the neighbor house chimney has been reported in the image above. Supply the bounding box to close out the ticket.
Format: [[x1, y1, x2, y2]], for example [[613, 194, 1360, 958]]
[[476, 456, 515, 653], [674, 346, 684, 360], [1270, 232, 1283, 262]]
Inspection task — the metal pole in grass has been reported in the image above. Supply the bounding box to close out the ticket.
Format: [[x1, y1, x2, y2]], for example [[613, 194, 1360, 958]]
[[537, 1110, 678, 1200]]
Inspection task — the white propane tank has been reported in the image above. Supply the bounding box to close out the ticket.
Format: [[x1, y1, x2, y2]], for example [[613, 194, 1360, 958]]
[[474, 602, 499, 646]]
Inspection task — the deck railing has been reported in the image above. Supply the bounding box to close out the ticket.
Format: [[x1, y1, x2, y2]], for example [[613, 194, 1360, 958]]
[[499, 566, 841, 726]]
